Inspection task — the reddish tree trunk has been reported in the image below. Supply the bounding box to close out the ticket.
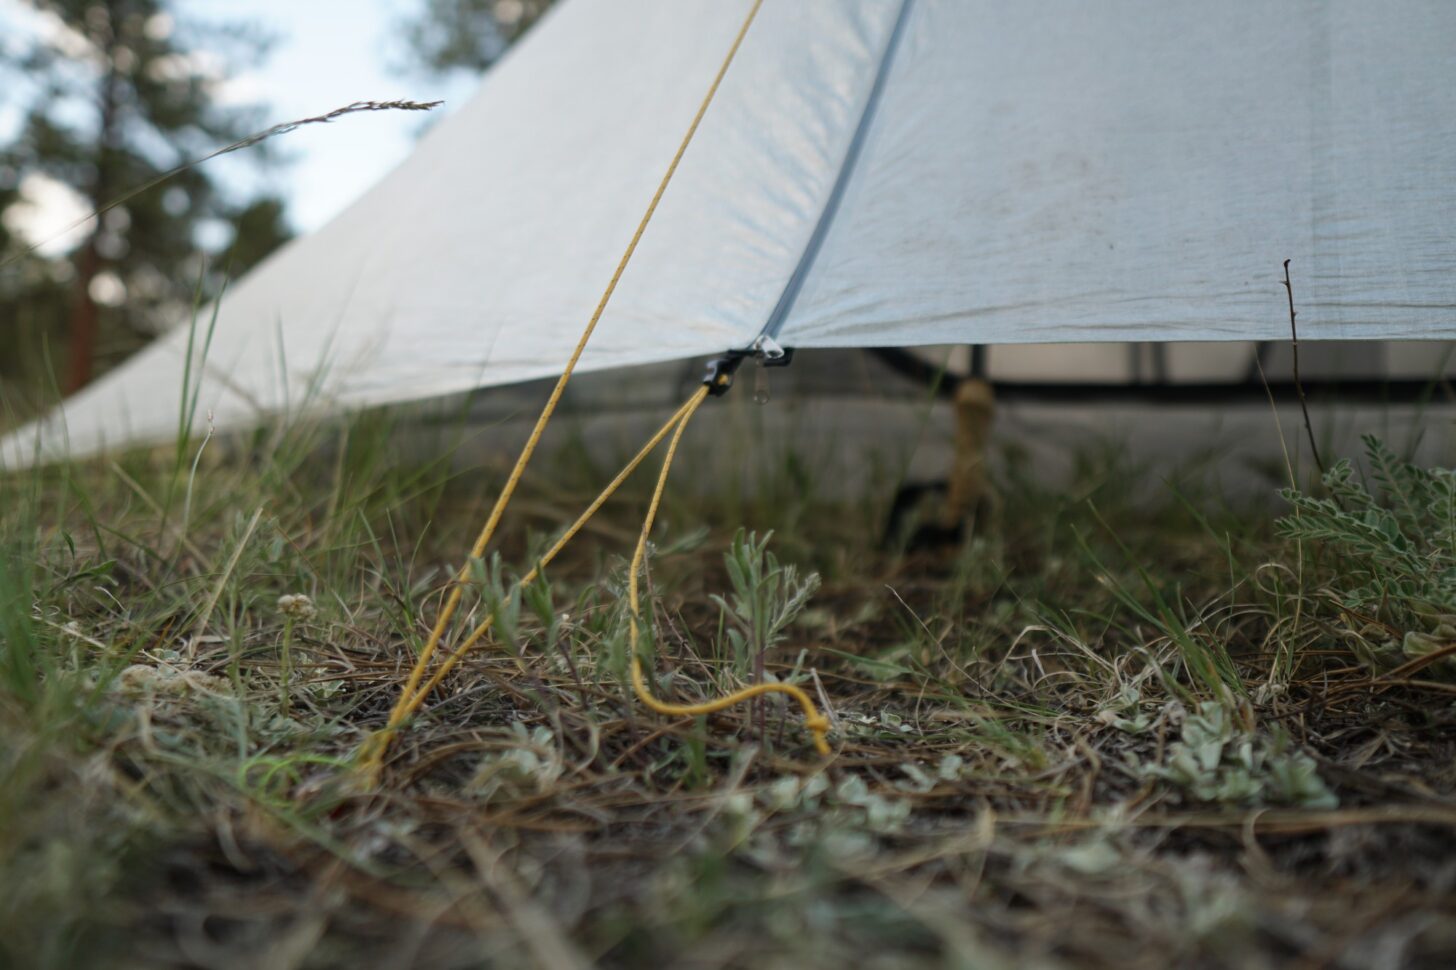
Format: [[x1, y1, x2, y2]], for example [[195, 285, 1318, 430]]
[[66, 239, 101, 393], [68, 0, 121, 395]]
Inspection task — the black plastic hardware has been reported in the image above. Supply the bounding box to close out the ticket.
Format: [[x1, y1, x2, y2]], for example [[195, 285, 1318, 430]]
[[701, 337, 794, 397]]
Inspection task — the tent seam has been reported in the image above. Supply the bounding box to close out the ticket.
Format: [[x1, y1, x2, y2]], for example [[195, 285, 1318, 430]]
[[755, 0, 916, 345]]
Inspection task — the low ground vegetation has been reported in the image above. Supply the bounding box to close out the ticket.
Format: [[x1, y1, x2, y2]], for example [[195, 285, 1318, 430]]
[[2, 409, 1455, 968]]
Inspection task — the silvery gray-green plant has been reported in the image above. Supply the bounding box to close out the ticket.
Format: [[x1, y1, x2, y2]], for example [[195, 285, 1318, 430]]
[[468, 552, 521, 654], [1279, 435, 1456, 671], [1143, 701, 1337, 809], [710, 529, 820, 680]]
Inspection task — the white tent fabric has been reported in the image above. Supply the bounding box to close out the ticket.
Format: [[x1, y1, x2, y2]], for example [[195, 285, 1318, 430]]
[[782, 1, 1456, 348], [6, 0, 1456, 466]]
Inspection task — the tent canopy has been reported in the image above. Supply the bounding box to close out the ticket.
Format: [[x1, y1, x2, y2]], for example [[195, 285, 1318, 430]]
[[7, 0, 1456, 466]]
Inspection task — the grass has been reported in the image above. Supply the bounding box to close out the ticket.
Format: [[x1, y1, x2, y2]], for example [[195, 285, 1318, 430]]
[[3, 389, 1456, 969]]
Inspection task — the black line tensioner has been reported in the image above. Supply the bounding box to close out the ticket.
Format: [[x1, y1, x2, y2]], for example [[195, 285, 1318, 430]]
[[702, 335, 794, 397]]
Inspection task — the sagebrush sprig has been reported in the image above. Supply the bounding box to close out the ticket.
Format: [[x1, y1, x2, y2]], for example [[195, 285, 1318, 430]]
[[1278, 434, 1456, 648], [710, 529, 820, 679]]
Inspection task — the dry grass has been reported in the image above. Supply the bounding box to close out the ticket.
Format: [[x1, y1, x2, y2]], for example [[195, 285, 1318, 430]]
[[3, 406, 1456, 969]]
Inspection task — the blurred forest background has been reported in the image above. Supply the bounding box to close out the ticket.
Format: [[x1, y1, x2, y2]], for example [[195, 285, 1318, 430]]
[[0, 0, 553, 414]]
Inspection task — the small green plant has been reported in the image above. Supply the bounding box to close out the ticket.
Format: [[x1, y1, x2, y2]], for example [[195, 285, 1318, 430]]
[[710, 529, 820, 681], [1278, 435, 1456, 669], [1142, 701, 1337, 809], [465, 724, 562, 803], [467, 552, 523, 654], [275, 593, 316, 717]]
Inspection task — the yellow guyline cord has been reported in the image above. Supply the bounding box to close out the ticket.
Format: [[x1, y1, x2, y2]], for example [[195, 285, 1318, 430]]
[[359, 0, 769, 774], [400, 385, 831, 759], [358, 392, 701, 771], [363, 383, 832, 770], [396, 392, 702, 716], [628, 387, 832, 757]]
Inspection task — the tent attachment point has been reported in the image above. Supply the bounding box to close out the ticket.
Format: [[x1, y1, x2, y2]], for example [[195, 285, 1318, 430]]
[[702, 339, 795, 397]]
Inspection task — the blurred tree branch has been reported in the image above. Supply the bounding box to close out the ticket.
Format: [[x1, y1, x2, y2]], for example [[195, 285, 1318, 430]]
[[402, 0, 555, 76]]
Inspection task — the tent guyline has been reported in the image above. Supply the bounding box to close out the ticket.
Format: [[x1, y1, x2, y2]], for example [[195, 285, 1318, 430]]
[[627, 381, 831, 756], [355, 0, 831, 777], [359, 356, 832, 775]]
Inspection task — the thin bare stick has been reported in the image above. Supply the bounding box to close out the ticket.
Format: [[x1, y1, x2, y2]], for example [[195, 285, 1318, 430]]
[[1282, 259, 1326, 475]]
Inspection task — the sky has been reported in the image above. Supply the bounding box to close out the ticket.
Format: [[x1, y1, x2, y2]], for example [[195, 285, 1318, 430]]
[[0, 0, 478, 242]]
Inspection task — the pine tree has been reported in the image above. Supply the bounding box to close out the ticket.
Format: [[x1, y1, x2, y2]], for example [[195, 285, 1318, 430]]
[[0, 0, 291, 397]]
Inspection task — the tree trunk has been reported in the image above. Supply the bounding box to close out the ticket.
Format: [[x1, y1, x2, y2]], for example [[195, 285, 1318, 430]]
[[66, 238, 101, 393], [66, 0, 121, 394]]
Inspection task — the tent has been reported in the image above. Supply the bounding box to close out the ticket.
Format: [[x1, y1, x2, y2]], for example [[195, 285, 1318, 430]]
[[5, 0, 1456, 468]]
